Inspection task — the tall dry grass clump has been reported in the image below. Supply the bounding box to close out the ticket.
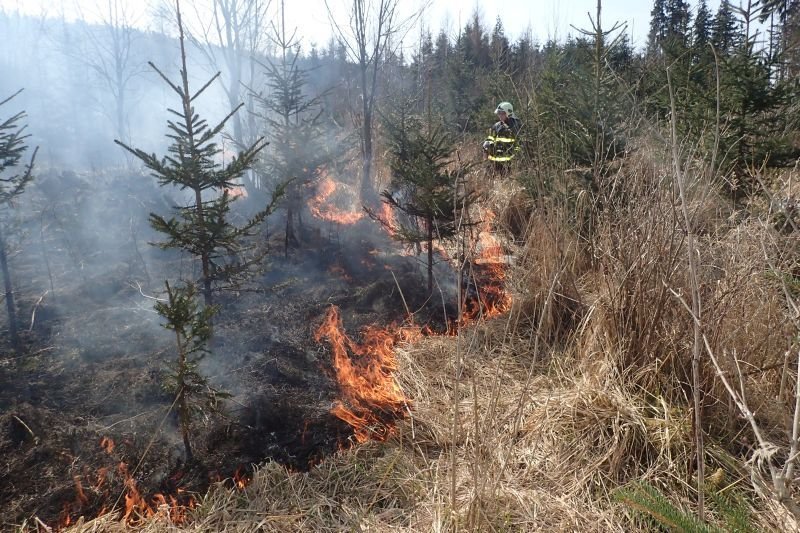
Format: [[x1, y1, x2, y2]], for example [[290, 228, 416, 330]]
[[502, 134, 799, 528]]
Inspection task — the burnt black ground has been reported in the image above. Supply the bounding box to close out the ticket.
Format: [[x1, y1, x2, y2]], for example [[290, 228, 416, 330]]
[[0, 169, 463, 529]]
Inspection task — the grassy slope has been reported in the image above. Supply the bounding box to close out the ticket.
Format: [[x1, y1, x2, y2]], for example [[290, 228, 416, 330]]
[[55, 144, 800, 532]]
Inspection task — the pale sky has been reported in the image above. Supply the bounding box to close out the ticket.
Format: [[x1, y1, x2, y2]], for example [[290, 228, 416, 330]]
[[0, 0, 723, 52]]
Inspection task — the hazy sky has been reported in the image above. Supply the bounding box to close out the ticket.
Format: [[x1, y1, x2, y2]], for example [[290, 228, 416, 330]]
[[0, 0, 722, 51]]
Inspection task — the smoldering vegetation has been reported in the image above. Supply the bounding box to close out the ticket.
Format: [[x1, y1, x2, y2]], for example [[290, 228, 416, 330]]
[[0, 8, 471, 529], [0, 160, 469, 526]]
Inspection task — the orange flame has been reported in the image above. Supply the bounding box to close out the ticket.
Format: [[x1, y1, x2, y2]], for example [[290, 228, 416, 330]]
[[120, 462, 153, 523], [100, 436, 115, 454], [458, 208, 512, 324], [73, 476, 89, 506], [379, 202, 397, 236], [116, 462, 195, 525], [309, 174, 364, 225], [233, 466, 250, 491], [328, 264, 354, 282], [94, 467, 108, 490], [59, 439, 197, 527], [314, 306, 409, 443], [58, 476, 90, 528], [224, 185, 248, 199], [60, 503, 72, 528], [314, 209, 512, 441]]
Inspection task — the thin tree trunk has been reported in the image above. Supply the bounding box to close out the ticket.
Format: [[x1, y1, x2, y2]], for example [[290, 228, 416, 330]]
[[593, 0, 603, 180], [668, 66, 705, 522], [117, 91, 126, 143], [427, 214, 433, 295], [175, 331, 193, 462], [195, 188, 213, 307], [284, 205, 296, 257], [361, 89, 373, 202], [0, 227, 20, 352]]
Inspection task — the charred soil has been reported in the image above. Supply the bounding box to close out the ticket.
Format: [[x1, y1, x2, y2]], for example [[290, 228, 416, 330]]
[[0, 170, 494, 529]]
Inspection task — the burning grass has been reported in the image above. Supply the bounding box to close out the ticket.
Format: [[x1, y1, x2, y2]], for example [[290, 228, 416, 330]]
[[13, 147, 800, 531]]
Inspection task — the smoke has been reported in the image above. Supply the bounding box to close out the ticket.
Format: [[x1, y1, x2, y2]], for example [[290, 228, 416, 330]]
[[0, 8, 477, 526]]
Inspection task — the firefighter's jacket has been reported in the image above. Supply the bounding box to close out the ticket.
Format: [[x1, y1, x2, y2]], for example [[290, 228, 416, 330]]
[[483, 117, 522, 162]]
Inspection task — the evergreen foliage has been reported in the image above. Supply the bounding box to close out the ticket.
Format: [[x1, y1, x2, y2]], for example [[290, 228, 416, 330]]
[[0, 89, 37, 352], [253, 0, 342, 254], [155, 280, 226, 462], [375, 100, 476, 295], [534, 7, 630, 181], [615, 481, 755, 532], [638, 0, 799, 192], [712, 1, 740, 56], [115, 4, 279, 306]]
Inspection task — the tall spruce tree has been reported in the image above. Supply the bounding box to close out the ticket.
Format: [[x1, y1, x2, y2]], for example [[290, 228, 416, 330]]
[[0, 90, 37, 353], [666, 0, 692, 48], [648, 0, 669, 55], [116, 1, 278, 306], [712, 1, 740, 57], [758, 0, 800, 79], [490, 17, 511, 71], [717, 2, 796, 184], [375, 100, 475, 295], [692, 0, 713, 64]]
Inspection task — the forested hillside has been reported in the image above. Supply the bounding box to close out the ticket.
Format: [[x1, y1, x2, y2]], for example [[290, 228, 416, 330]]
[[2, 0, 800, 531]]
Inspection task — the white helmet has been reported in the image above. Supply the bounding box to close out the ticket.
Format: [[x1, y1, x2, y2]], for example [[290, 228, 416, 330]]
[[495, 101, 514, 117]]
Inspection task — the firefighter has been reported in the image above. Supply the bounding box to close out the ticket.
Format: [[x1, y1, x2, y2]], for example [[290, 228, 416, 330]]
[[482, 101, 522, 171]]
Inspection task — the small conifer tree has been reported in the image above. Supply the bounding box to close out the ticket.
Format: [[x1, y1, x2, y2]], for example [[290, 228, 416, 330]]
[[0, 90, 37, 352], [116, 1, 280, 306], [375, 100, 475, 295], [253, 0, 341, 254], [155, 280, 226, 462]]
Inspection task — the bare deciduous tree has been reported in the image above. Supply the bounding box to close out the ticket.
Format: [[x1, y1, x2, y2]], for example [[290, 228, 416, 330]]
[[325, 0, 420, 203], [69, 0, 146, 144], [182, 0, 272, 194]]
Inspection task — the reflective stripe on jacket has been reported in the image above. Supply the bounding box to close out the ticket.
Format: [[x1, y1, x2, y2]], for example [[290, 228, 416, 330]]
[[484, 117, 521, 162]]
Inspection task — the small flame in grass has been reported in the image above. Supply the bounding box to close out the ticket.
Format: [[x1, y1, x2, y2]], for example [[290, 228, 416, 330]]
[[120, 462, 151, 523], [118, 462, 195, 524], [458, 208, 512, 325], [59, 437, 197, 529], [314, 306, 410, 443], [233, 466, 250, 491], [379, 202, 397, 236], [329, 264, 354, 282], [100, 436, 115, 454], [58, 476, 89, 528], [309, 173, 364, 225]]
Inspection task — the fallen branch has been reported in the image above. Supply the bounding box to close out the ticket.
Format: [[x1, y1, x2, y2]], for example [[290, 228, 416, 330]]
[[28, 290, 49, 332], [129, 280, 167, 302], [12, 415, 38, 445]]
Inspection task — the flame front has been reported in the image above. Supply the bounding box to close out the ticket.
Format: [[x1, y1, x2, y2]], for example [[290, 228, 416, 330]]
[[223, 185, 248, 199], [460, 208, 512, 323], [233, 466, 250, 490], [314, 306, 409, 443], [118, 462, 195, 524], [309, 173, 364, 225], [58, 439, 195, 528]]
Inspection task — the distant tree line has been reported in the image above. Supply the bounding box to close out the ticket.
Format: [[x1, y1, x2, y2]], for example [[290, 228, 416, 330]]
[[2, 1, 797, 184]]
